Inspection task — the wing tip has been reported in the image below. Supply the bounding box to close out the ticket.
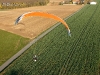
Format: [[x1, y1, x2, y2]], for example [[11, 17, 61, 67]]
[[15, 15, 22, 25], [15, 21, 18, 25], [68, 30, 71, 37]]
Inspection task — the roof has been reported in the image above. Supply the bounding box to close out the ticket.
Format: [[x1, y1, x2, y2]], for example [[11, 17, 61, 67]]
[[90, 2, 97, 4]]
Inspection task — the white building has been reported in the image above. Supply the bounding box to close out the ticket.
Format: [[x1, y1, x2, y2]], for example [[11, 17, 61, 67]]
[[90, 1, 97, 5]]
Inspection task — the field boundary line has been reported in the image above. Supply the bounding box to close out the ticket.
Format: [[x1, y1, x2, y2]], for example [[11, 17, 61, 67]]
[[0, 5, 85, 72]]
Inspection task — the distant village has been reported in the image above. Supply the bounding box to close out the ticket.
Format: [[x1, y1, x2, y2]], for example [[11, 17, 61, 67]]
[[0, 0, 97, 9], [50, 0, 96, 5], [59, 0, 96, 4]]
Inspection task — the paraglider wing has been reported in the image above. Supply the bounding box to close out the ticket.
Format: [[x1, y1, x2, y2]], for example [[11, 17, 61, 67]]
[[15, 12, 71, 36]]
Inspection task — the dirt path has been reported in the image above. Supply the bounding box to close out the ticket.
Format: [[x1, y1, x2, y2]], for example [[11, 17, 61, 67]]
[[0, 5, 83, 39]]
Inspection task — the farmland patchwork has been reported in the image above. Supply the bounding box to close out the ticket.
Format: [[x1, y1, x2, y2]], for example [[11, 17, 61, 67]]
[[2, 2, 100, 75]]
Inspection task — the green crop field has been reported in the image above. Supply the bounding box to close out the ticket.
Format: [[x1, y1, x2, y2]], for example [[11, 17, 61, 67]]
[[0, 30, 30, 66], [3, 1, 100, 75]]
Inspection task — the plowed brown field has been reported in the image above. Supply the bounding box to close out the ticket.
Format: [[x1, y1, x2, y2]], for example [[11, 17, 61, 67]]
[[0, 5, 83, 39]]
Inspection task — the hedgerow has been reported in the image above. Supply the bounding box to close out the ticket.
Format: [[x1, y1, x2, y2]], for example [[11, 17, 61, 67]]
[[0, 0, 49, 9]]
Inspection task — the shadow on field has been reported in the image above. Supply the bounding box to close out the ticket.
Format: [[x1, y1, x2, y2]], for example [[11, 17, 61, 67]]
[[16, 23, 25, 26], [10, 69, 18, 75], [10, 68, 25, 75]]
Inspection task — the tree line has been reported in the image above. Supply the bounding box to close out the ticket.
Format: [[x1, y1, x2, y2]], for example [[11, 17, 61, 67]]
[[0, 0, 49, 9]]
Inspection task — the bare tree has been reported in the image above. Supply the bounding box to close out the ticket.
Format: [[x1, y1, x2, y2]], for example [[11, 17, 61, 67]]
[[84, 0, 91, 4]]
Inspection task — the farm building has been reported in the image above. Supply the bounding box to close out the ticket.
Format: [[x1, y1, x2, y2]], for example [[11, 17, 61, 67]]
[[73, 0, 84, 4], [60, 0, 84, 4], [84, 0, 97, 4], [90, 1, 97, 4]]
